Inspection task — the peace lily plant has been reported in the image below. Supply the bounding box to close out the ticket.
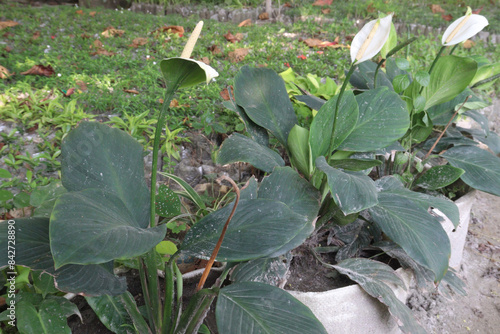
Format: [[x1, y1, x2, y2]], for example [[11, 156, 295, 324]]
[[1, 7, 499, 333]]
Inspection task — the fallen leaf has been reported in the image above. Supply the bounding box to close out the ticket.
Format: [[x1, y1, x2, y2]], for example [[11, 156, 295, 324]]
[[21, 65, 55, 77], [312, 0, 333, 6], [430, 4, 445, 13], [367, 3, 376, 13], [31, 31, 41, 40], [463, 40, 475, 49], [153, 25, 184, 37], [442, 14, 453, 21], [0, 65, 11, 79], [472, 6, 483, 14], [80, 33, 91, 39], [238, 19, 252, 27], [76, 81, 88, 91], [91, 49, 116, 56], [5, 46, 12, 52], [200, 57, 210, 65], [76, 9, 84, 15], [220, 88, 230, 101], [102, 26, 124, 38], [224, 31, 243, 43], [169, 99, 189, 108], [297, 54, 307, 60], [258, 12, 269, 20], [228, 48, 249, 63], [0, 21, 19, 30], [128, 37, 148, 48], [321, 8, 331, 14], [124, 89, 140, 95], [59, 88, 76, 97], [303, 38, 342, 48], [208, 44, 222, 55], [92, 39, 103, 48], [284, 2, 292, 8], [89, 11, 97, 17]]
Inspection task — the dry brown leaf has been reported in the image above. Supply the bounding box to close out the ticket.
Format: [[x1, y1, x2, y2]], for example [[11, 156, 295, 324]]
[[60, 88, 76, 97], [21, 65, 54, 77], [0, 21, 19, 30], [312, 0, 333, 6], [0, 65, 11, 79], [258, 12, 269, 20], [91, 49, 116, 56], [303, 38, 338, 48], [89, 11, 97, 17], [442, 14, 453, 21], [128, 37, 148, 48], [472, 6, 483, 14], [92, 39, 103, 48], [321, 8, 331, 14], [76, 10, 84, 15], [5, 46, 11, 52], [124, 89, 140, 95], [154, 25, 184, 37], [430, 4, 445, 14], [463, 40, 475, 49], [102, 27, 125, 38], [220, 88, 230, 101], [76, 81, 88, 91], [208, 44, 222, 55], [228, 48, 249, 63], [31, 31, 41, 40], [169, 99, 190, 108], [81, 33, 91, 39], [200, 57, 210, 65], [238, 19, 252, 27], [224, 31, 243, 43]]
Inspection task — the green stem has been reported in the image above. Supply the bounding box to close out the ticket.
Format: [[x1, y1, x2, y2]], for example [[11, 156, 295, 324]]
[[373, 58, 384, 89], [121, 291, 153, 334], [428, 45, 446, 76], [449, 44, 459, 55]]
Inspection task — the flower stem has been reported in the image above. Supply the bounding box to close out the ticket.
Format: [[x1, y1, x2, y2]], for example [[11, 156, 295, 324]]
[[428, 45, 446, 76]]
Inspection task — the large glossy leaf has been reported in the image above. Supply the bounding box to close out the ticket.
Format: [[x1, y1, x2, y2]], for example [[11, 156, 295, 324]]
[[223, 94, 269, 147], [368, 193, 450, 281], [86, 294, 134, 334], [50, 189, 166, 268], [338, 87, 409, 152], [333, 258, 426, 334], [309, 91, 358, 162], [17, 299, 72, 334], [258, 167, 320, 222], [217, 133, 285, 173], [234, 66, 297, 146], [0, 218, 127, 296], [316, 156, 378, 215], [60, 122, 150, 226], [427, 89, 483, 124], [216, 282, 327, 334], [442, 145, 500, 196], [415, 165, 465, 190], [349, 61, 393, 90], [422, 56, 477, 110], [181, 199, 310, 262]]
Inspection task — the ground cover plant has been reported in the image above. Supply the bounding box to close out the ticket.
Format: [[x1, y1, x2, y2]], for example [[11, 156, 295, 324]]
[[2, 1, 500, 332]]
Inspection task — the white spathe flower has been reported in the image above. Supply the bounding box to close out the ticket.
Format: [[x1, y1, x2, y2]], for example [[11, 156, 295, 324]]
[[351, 14, 393, 64], [161, 21, 219, 89], [441, 9, 488, 46]]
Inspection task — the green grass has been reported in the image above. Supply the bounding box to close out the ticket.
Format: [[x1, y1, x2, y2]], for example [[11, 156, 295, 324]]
[[0, 1, 499, 214]]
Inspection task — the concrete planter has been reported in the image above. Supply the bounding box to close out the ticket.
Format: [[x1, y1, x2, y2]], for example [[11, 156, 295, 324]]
[[287, 192, 475, 333]]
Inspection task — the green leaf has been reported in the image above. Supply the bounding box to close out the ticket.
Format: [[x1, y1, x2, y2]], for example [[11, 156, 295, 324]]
[[50, 189, 166, 268], [349, 61, 393, 90], [216, 282, 327, 334], [156, 185, 181, 218], [392, 74, 410, 93], [155, 240, 178, 255], [309, 91, 358, 162], [470, 62, 500, 87], [14, 192, 30, 208], [217, 133, 285, 173], [158, 172, 206, 210], [160, 57, 215, 89], [0, 168, 12, 178], [17, 299, 74, 334], [288, 125, 312, 176], [316, 156, 378, 215], [234, 66, 298, 147], [30, 181, 66, 217], [415, 165, 465, 190], [181, 199, 310, 262], [258, 167, 321, 222], [442, 145, 500, 196], [0, 189, 13, 202], [422, 56, 477, 110], [60, 122, 150, 227], [330, 158, 382, 171], [339, 87, 409, 152], [32, 271, 58, 298], [415, 71, 430, 87], [395, 58, 410, 70], [333, 258, 426, 334], [86, 293, 134, 334], [368, 193, 450, 281], [0, 218, 127, 296]]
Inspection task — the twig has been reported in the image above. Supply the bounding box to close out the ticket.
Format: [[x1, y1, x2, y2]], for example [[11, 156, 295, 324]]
[[423, 95, 470, 161], [196, 176, 240, 291]]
